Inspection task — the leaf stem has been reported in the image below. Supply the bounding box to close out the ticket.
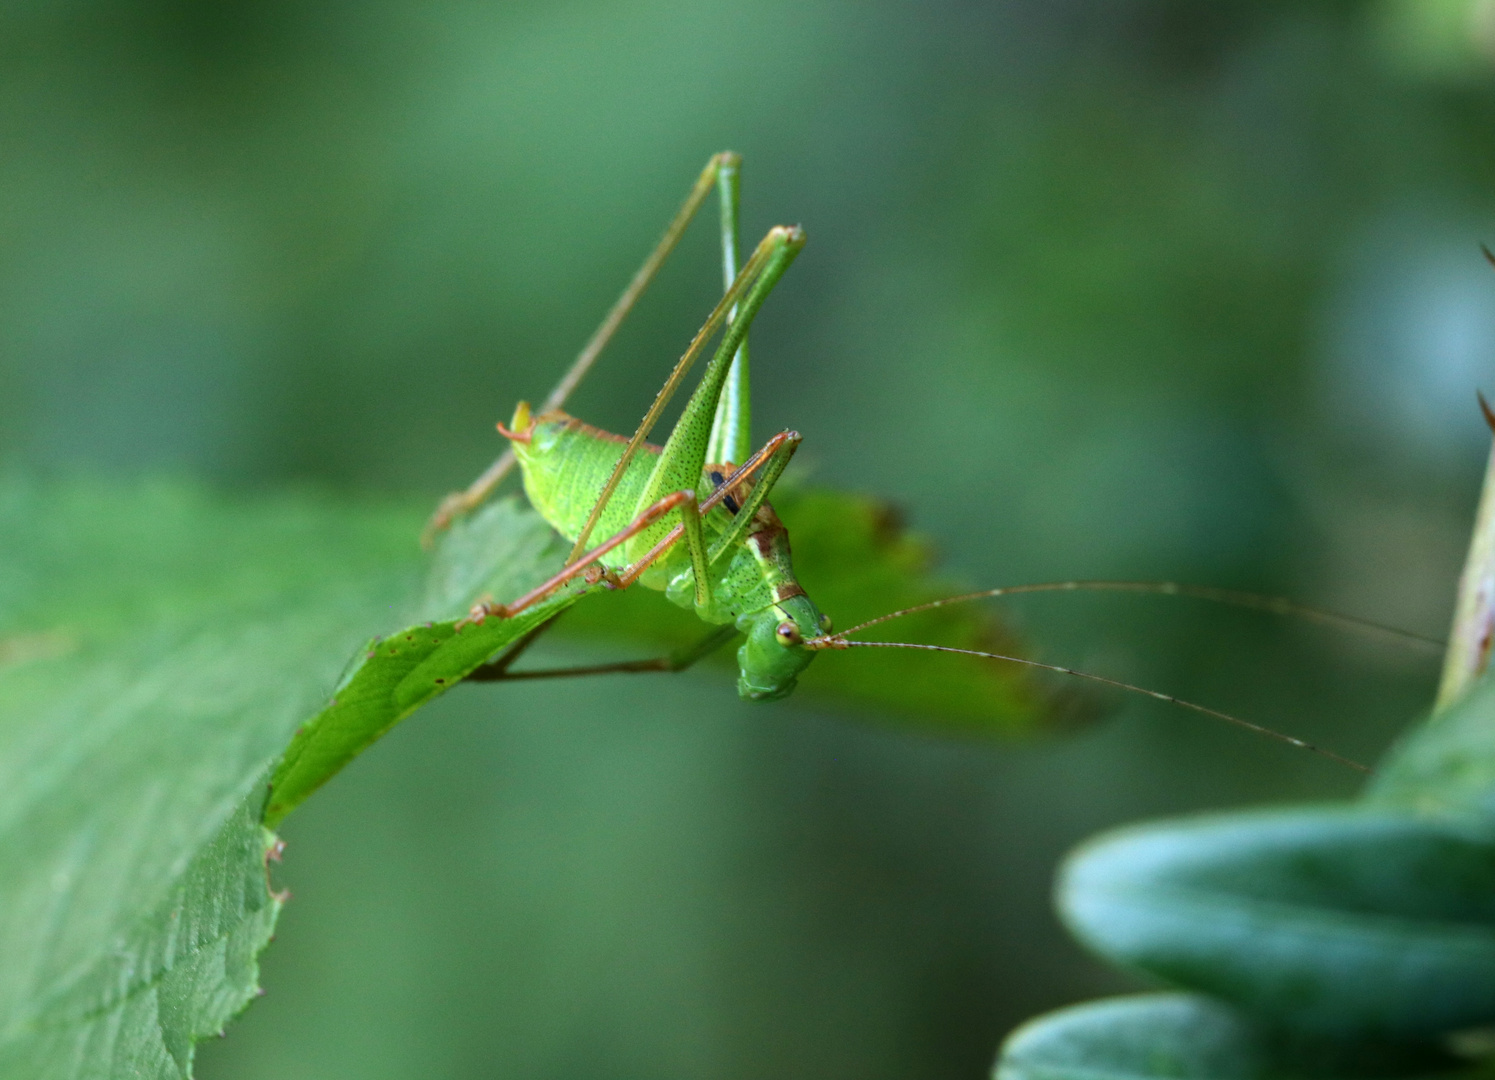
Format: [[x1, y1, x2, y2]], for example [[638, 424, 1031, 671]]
[[1435, 394, 1495, 712]]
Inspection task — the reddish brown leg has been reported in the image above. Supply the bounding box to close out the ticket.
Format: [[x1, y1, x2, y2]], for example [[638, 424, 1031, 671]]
[[463, 489, 700, 625], [464, 425, 807, 628], [602, 427, 802, 591], [699, 430, 798, 515]]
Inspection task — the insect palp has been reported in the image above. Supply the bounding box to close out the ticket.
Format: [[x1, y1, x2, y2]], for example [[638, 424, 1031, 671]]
[[707, 469, 743, 514], [495, 401, 535, 443]]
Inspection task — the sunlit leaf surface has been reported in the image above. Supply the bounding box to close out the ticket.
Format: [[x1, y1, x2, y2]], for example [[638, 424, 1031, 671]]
[[265, 500, 582, 825], [0, 480, 424, 1078]]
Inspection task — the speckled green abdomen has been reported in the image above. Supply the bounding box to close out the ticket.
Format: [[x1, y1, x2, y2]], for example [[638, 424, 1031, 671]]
[[503, 404, 806, 626]]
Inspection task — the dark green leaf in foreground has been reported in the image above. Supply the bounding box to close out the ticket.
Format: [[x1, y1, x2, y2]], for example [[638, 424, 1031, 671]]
[[1057, 807, 1495, 1042], [993, 992, 1476, 1080], [995, 994, 1271, 1080], [1369, 674, 1495, 826]]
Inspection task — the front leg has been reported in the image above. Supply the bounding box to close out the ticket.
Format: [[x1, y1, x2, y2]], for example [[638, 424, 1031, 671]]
[[703, 429, 802, 566]]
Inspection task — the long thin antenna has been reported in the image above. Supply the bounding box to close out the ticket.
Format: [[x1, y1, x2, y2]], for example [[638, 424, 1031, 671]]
[[831, 580, 1442, 653], [807, 637, 1371, 774]]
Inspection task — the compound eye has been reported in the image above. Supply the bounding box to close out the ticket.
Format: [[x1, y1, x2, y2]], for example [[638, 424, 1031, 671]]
[[775, 620, 803, 646], [818, 614, 833, 634]]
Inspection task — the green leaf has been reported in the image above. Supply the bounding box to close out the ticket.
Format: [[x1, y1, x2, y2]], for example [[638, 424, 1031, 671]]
[[0, 790, 281, 1078], [268, 484, 1069, 821], [1057, 807, 1495, 1042], [995, 993, 1271, 1080], [556, 486, 1057, 734], [264, 498, 586, 825], [993, 993, 1475, 1080], [0, 476, 1060, 1076], [1369, 675, 1495, 826], [0, 478, 425, 1078]]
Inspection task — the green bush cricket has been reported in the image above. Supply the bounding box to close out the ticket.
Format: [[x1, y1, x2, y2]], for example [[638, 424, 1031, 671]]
[[427, 152, 1436, 768]]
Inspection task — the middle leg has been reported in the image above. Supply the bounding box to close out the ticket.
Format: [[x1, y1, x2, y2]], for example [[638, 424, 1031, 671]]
[[465, 624, 739, 683]]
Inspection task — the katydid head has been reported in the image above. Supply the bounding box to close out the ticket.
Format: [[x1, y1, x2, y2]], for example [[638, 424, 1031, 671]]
[[735, 595, 829, 702]]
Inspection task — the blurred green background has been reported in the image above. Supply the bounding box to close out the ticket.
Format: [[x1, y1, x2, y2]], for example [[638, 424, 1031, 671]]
[[3, 1, 1493, 1077]]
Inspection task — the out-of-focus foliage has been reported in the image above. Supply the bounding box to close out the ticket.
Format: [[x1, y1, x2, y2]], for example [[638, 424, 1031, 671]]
[[995, 450, 1495, 1078], [995, 992, 1480, 1080], [998, 994, 1273, 1080], [1372, 658, 1495, 819], [997, 679, 1495, 1079], [1060, 807, 1495, 1040]]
